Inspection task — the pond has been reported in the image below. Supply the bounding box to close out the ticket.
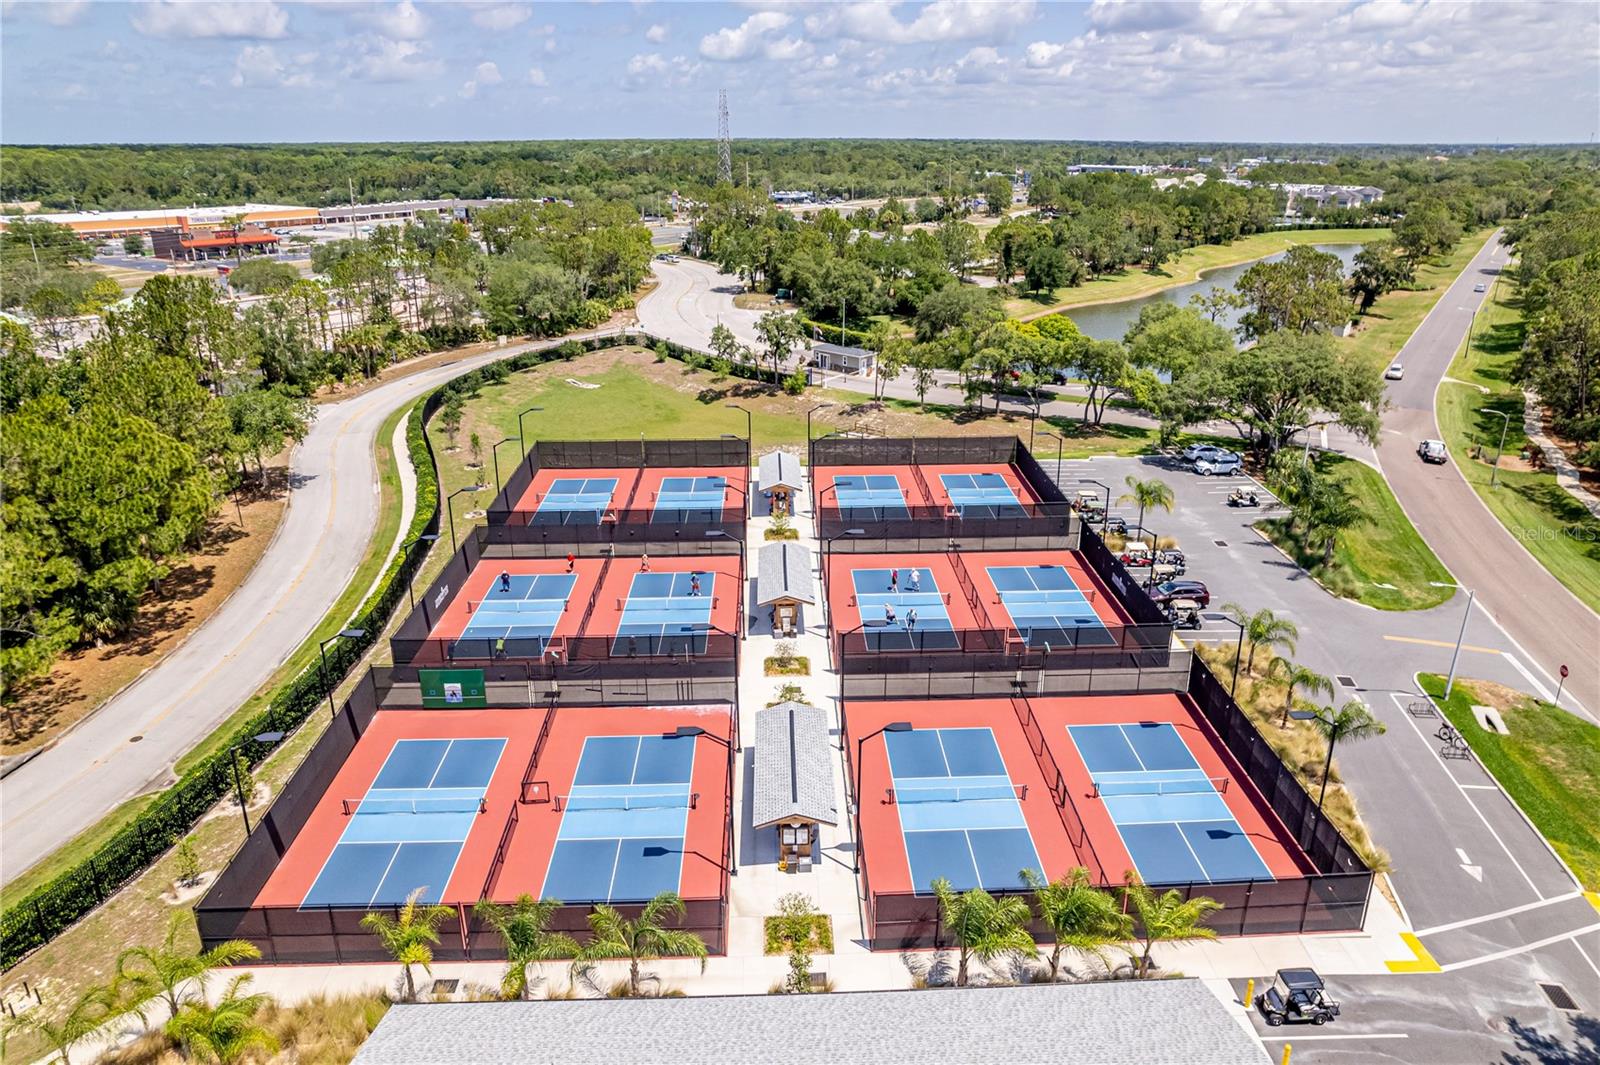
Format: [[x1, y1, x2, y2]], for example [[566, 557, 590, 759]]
[[1060, 242, 1366, 342]]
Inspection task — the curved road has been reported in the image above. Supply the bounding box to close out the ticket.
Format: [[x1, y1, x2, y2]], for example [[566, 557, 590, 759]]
[[0, 335, 597, 883], [1377, 233, 1599, 716]]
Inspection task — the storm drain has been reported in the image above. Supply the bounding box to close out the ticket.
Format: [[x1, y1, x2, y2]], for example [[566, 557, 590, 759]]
[[1213, 539, 1229, 547], [1540, 983, 1579, 1011], [1336, 675, 1357, 688]]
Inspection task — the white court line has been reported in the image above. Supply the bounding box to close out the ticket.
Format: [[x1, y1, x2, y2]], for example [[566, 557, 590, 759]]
[[1438, 923, 1600, 972], [1388, 691, 1544, 900], [1415, 890, 1582, 937], [1258, 1034, 1409, 1042], [1460, 784, 1499, 790]]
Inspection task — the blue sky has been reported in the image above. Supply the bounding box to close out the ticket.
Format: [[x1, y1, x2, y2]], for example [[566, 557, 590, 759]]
[[2, 1, 1595, 145]]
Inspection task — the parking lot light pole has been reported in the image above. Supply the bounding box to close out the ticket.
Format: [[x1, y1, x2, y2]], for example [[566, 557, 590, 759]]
[[852, 721, 912, 872], [516, 406, 544, 452], [1477, 408, 1512, 488], [1077, 478, 1112, 538], [1430, 581, 1476, 699], [1205, 611, 1245, 697], [318, 627, 366, 719], [1039, 431, 1064, 486]]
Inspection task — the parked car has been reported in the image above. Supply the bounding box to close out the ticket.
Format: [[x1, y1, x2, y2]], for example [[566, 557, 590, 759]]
[[1181, 443, 1228, 462], [1148, 579, 1211, 608], [1417, 439, 1448, 464], [1384, 361, 1404, 380], [1194, 452, 1242, 476]]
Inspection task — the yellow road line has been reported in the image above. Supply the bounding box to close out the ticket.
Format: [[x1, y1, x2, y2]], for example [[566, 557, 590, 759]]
[[1585, 891, 1600, 915], [1384, 634, 1503, 655], [1385, 932, 1443, 974]]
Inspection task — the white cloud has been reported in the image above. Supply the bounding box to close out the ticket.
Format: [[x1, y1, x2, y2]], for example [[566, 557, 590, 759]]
[[526, 65, 548, 86], [345, 37, 443, 82], [229, 44, 316, 89], [459, 60, 501, 97], [131, 1, 289, 39], [805, 1, 1036, 45], [623, 51, 700, 90], [1023, 40, 1066, 68], [699, 11, 797, 61], [645, 23, 668, 43], [467, 3, 531, 31], [355, 0, 427, 40]]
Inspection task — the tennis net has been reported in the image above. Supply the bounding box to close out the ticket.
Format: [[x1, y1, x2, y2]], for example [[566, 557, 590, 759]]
[[555, 792, 698, 812], [891, 782, 1025, 804], [468, 598, 565, 614], [1092, 776, 1229, 798], [998, 589, 1093, 605], [617, 596, 717, 610], [343, 796, 488, 816]]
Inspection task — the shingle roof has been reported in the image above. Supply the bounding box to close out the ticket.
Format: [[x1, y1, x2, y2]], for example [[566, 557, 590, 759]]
[[353, 980, 1269, 1065], [758, 450, 805, 492], [751, 701, 837, 828], [756, 542, 815, 606]]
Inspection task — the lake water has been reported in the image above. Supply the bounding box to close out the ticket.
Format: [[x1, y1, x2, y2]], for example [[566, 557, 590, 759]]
[[1061, 242, 1364, 342]]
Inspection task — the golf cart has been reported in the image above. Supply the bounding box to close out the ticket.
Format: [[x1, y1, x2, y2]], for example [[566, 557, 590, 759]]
[[1104, 514, 1128, 535], [1154, 548, 1186, 574], [1256, 968, 1341, 1027], [1072, 489, 1105, 520], [1227, 487, 1260, 507], [1119, 541, 1153, 567], [1164, 597, 1203, 630], [1146, 562, 1180, 588]]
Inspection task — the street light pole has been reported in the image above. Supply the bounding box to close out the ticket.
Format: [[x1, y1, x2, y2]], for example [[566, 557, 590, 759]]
[[516, 406, 544, 453], [1039, 431, 1063, 486], [228, 730, 285, 835], [1478, 408, 1511, 488], [852, 722, 912, 873], [806, 403, 832, 442], [318, 627, 366, 719], [491, 437, 517, 494], [1444, 586, 1475, 699]]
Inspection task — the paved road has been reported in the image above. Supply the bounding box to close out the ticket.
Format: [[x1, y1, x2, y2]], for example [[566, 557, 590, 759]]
[[1377, 232, 1599, 718], [0, 334, 610, 883], [636, 257, 762, 352]]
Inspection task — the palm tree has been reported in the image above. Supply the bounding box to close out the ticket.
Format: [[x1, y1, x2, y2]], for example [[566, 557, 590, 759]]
[[1116, 475, 1174, 538], [1021, 868, 1133, 981], [361, 887, 455, 1001], [572, 892, 708, 997], [1265, 657, 1335, 729], [3, 984, 122, 1065], [931, 878, 1037, 987], [1306, 700, 1388, 812], [164, 975, 278, 1064], [1221, 603, 1299, 674], [1122, 878, 1223, 979], [473, 895, 580, 1000], [116, 911, 262, 1023]]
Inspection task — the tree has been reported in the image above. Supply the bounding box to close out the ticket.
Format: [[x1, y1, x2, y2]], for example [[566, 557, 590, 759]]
[[1347, 240, 1414, 313], [770, 892, 826, 994], [1522, 260, 1600, 427], [1122, 878, 1222, 978], [128, 274, 241, 383], [1188, 286, 1243, 323], [1265, 657, 1335, 729], [1076, 339, 1131, 425], [164, 975, 278, 1065], [1393, 199, 1462, 260], [0, 219, 92, 268], [116, 911, 263, 1022], [361, 887, 455, 1001], [912, 284, 1001, 342], [906, 341, 946, 407], [473, 895, 580, 1000], [2, 983, 122, 1065], [1023, 242, 1074, 295], [224, 388, 314, 477], [439, 395, 464, 449], [123, 233, 145, 256], [1117, 475, 1174, 538], [709, 322, 743, 368], [979, 175, 1013, 217], [1221, 603, 1298, 674], [1305, 700, 1387, 809], [1201, 331, 1384, 456], [226, 258, 300, 295], [1235, 246, 1352, 340], [756, 310, 804, 386], [24, 284, 76, 357], [1021, 867, 1133, 981], [572, 892, 708, 997], [865, 320, 909, 402], [936, 216, 982, 280], [931, 877, 1036, 987]]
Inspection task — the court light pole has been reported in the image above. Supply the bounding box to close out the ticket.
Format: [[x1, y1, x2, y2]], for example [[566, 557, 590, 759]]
[[725, 404, 752, 446], [852, 721, 912, 873], [1038, 431, 1064, 487], [673, 725, 738, 876], [1477, 408, 1511, 488], [318, 627, 366, 719], [1078, 478, 1112, 539], [822, 527, 866, 569], [400, 534, 439, 611], [228, 730, 286, 835], [445, 486, 478, 551], [1208, 610, 1245, 697], [516, 406, 544, 453], [491, 437, 517, 494], [806, 403, 833, 442]]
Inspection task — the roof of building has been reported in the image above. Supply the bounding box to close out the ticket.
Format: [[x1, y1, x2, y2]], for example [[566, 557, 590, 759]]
[[751, 700, 836, 828], [756, 541, 815, 606], [813, 342, 873, 359], [352, 981, 1269, 1064], [758, 450, 805, 492], [179, 229, 280, 249], [4, 203, 312, 227]]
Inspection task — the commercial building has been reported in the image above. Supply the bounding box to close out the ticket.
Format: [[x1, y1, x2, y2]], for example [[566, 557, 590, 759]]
[[151, 226, 281, 261], [0, 203, 317, 239]]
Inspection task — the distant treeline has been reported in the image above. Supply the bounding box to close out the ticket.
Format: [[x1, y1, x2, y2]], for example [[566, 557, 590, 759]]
[[3, 140, 1596, 215]]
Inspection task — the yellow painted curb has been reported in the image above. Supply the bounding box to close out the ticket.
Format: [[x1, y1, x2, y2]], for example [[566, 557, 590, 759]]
[[1385, 932, 1442, 973], [1584, 891, 1600, 915]]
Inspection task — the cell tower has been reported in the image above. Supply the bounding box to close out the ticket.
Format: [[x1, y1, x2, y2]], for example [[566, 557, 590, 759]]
[[716, 89, 732, 185]]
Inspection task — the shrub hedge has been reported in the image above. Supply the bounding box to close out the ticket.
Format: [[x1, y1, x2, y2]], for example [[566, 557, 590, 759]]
[[0, 329, 669, 969]]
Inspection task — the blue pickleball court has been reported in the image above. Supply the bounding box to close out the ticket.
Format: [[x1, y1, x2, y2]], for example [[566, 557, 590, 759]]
[[885, 726, 1043, 893], [304, 737, 505, 908], [851, 567, 957, 651], [1069, 722, 1270, 886], [612, 571, 716, 656], [940, 472, 1025, 518], [541, 734, 697, 903], [832, 474, 908, 520], [987, 565, 1113, 649], [533, 477, 618, 525], [653, 476, 728, 522], [454, 573, 576, 656]]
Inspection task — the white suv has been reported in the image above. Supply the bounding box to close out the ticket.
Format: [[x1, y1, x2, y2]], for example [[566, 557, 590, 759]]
[[1194, 451, 1243, 476]]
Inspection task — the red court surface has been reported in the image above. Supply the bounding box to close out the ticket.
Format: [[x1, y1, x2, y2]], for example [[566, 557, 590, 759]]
[[813, 462, 1039, 513], [1031, 693, 1313, 882], [426, 557, 605, 643], [848, 699, 1076, 896], [257, 707, 546, 908], [847, 694, 1311, 897], [823, 552, 990, 635], [581, 554, 744, 639], [485, 704, 733, 905], [256, 704, 733, 909], [512, 466, 748, 516]]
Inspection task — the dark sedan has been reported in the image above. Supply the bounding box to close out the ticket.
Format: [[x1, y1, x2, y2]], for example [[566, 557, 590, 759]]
[[1147, 579, 1211, 608]]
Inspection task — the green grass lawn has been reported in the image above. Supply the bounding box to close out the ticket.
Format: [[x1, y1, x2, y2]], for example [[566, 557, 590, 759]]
[[1005, 227, 1377, 319], [1339, 229, 1496, 369], [1436, 279, 1600, 612], [1257, 454, 1454, 611], [1419, 673, 1600, 890]]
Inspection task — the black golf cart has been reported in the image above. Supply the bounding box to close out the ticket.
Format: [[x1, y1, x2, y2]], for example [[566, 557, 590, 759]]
[[1256, 968, 1340, 1027]]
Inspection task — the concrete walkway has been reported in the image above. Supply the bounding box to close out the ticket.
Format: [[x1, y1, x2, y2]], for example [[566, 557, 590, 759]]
[[1523, 388, 1600, 519]]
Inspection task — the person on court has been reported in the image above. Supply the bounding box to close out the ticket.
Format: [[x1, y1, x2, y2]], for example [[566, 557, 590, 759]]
[[883, 602, 897, 625], [499, 570, 512, 593], [565, 552, 575, 573], [889, 568, 899, 592], [690, 573, 702, 597], [908, 568, 921, 592], [640, 553, 650, 572], [906, 607, 918, 631]]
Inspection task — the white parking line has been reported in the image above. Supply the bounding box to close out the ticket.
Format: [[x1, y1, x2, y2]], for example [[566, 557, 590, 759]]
[[1415, 890, 1582, 937], [1438, 923, 1600, 972], [1258, 1033, 1410, 1042]]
